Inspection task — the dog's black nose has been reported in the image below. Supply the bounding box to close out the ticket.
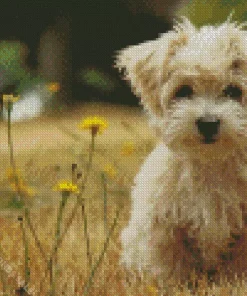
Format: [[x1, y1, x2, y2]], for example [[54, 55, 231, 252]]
[[195, 116, 220, 144]]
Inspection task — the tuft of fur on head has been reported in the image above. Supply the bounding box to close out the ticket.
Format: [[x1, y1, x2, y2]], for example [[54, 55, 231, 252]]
[[115, 17, 247, 110], [115, 17, 247, 160]]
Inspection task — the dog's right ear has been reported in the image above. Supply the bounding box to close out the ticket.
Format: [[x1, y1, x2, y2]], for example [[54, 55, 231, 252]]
[[114, 21, 191, 116]]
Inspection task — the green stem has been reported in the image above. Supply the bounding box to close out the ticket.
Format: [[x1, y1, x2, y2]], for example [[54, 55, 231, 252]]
[[78, 132, 96, 274], [101, 172, 108, 235], [7, 102, 21, 202], [7, 103, 13, 163], [83, 133, 95, 184], [19, 212, 30, 287], [49, 191, 69, 296], [24, 209, 48, 265], [83, 209, 121, 296], [55, 192, 69, 247], [81, 201, 92, 273]]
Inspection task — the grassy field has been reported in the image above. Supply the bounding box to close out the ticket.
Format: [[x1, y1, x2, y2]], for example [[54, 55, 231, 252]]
[[0, 102, 246, 295]]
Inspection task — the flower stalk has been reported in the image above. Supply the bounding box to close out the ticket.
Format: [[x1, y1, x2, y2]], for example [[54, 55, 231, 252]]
[[5, 95, 22, 204], [43, 116, 107, 287], [49, 189, 70, 295], [18, 214, 30, 288], [83, 209, 121, 296], [101, 172, 108, 235]]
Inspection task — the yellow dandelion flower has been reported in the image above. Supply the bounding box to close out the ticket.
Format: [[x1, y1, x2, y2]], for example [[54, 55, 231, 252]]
[[146, 285, 158, 296], [6, 167, 22, 177], [103, 164, 117, 179], [6, 167, 24, 184], [53, 181, 79, 193], [120, 141, 135, 156], [3, 94, 20, 103], [47, 82, 60, 93], [78, 116, 108, 135], [6, 167, 35, 197], [9, 183, 36, 198]]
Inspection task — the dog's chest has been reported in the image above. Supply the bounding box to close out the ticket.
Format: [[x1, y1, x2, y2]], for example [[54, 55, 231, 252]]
[[175, 158, 244, 197], [152, 155, 247, 230]]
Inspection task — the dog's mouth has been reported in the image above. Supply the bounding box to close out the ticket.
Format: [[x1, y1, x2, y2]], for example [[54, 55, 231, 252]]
[[182, 136, 218, 146], [201, 137, 217, 144]]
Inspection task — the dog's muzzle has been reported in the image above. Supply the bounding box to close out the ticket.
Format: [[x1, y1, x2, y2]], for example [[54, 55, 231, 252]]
[[195, 116, 220, 144]]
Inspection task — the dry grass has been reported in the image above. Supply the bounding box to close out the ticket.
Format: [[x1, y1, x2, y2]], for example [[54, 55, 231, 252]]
[[0, 102, 246, 295]]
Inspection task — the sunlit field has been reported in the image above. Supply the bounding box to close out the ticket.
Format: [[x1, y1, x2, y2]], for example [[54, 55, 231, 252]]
[[0, 101, 247, 295]]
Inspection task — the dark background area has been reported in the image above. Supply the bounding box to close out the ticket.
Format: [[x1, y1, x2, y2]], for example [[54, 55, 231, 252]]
[[0, 0, 173, 107]]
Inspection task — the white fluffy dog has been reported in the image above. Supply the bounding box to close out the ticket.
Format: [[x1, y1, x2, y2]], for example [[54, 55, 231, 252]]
[[115, 17, 247, 283]]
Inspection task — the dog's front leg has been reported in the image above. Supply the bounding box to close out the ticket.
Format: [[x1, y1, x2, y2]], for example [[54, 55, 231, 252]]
[[120, 192, 154, 273]]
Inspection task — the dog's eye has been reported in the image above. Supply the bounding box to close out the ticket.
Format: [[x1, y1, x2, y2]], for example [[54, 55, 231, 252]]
[[174, 85, 193, 99], [222, 85, 242, 102]]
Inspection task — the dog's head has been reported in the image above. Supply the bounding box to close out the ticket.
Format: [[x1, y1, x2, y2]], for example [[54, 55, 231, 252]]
[[115, 17, 247, 159]]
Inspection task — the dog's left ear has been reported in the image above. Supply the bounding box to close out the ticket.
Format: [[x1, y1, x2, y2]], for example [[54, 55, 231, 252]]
[[114, 25, 190, 116]]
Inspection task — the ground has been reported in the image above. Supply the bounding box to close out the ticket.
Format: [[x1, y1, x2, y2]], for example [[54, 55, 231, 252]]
[[0, 102, 245, 295], [0, 102, 158, 295]]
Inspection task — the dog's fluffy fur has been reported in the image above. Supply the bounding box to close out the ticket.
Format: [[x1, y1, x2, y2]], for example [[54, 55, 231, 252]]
[[115, 17, 247, 282]]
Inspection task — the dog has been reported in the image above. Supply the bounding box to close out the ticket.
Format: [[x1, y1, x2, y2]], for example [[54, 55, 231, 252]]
[[115, 16, 247, 284]]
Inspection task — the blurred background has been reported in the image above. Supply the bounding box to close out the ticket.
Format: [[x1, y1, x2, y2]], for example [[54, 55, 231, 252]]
[[0, 0, 246, 121]]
